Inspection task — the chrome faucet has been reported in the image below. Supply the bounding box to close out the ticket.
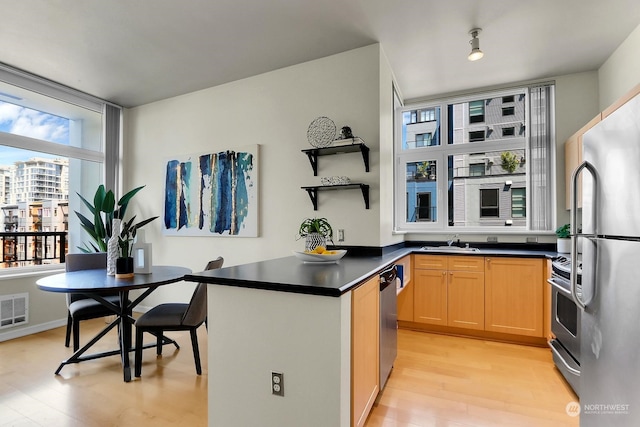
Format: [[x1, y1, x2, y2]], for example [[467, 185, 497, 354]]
[[447, 234, 459, 246]]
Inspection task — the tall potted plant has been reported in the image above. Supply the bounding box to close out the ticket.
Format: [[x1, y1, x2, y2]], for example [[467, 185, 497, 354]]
[[75, 185, 158, 253], [76, 185, 158, 276], [297, 217, 334, 252]]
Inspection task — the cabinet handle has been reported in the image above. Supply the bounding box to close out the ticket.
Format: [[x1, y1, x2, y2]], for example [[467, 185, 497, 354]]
[[486, 258, 491, 263], [442, 271, 446, 275]]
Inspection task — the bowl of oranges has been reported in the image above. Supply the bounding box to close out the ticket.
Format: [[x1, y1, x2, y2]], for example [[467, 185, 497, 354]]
[[293, 246, 347, 263]]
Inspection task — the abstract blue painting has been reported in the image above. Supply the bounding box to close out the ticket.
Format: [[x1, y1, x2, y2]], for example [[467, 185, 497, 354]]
[[162, 145, 258, 236]]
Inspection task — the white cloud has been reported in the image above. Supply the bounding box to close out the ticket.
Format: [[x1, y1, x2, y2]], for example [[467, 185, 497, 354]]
[[0, 101, 68, 144]]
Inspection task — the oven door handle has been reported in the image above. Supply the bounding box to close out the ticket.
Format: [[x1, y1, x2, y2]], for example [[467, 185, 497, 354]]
[[547, 278, 572, 297], [549, 340, 581, 376]]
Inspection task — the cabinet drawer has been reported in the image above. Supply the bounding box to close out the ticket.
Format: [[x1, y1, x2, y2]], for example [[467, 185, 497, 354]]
[[414, 255, 447, 270], [447, 256, 484, 272]]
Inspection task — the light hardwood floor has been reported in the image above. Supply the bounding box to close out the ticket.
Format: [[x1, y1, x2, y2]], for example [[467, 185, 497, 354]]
[[366, 330, 579, 427], [0, 320, 578, 426]]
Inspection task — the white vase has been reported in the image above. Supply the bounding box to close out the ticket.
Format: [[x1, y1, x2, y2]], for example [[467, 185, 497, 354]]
[[556, 238, 571, 254], [107, 218, 121, 276], [305, 233, 326, 252]]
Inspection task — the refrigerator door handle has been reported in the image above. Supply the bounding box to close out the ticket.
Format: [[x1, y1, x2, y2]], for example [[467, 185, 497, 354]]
[[571, 160, 597, 309]]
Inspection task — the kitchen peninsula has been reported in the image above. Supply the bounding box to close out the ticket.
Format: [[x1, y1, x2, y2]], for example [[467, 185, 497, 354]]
[[185, 250, 407, 427], [185, 246, 555, 427]]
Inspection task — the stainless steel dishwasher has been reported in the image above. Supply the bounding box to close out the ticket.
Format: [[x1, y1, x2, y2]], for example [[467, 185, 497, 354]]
[[379, 264, 398, 390]]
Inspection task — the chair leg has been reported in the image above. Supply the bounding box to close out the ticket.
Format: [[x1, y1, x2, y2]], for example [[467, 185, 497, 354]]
[[65, 313, 72, 348], [190, 328, 202, 375], [156, 331, 163, 356], [135, 328, 143, 377], [73, 319, 81, 352]]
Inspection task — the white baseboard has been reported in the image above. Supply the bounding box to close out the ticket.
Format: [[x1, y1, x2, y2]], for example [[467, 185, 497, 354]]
[[0, 318, 67, 343]]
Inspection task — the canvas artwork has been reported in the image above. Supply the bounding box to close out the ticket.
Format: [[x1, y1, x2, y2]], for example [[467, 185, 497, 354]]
[[163, 145, 259, 237]]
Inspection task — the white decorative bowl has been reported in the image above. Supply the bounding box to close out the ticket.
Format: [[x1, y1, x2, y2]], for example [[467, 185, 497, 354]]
[[293, 250, 347, 263]]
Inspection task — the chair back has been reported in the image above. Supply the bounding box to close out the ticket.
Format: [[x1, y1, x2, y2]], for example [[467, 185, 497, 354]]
[[65, 253, 107, 304], [182, 257, 224, 327]]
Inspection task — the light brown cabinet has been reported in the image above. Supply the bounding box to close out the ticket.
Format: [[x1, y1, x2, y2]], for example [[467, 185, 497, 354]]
[[484, 257, 544, 337], [351, 275, 379, 427], [413, 255, 485, 331]]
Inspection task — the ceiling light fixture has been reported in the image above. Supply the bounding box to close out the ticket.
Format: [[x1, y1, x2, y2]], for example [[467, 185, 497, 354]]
[[468, 28, 484, 61]]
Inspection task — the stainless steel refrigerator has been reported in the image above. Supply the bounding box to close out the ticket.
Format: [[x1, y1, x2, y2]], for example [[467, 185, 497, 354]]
[[573, 92, 640, 426]]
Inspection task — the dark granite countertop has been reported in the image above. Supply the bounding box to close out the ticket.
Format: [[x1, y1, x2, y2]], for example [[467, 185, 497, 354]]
[[185, 247, 558, 297]]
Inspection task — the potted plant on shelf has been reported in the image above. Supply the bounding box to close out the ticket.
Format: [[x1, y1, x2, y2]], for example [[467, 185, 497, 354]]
[[297, 217, 334, 252], [556, 223, 571, 254]]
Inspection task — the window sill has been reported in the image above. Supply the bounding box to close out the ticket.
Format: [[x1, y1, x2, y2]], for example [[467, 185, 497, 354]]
[[0, 264, 65, 281]]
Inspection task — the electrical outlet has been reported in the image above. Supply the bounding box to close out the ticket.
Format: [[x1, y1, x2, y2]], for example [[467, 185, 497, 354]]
[[271, 371, 284, 396], [487, 236, 498, 243], [338, 229, 345, 242], [526, 236, 538, 243]]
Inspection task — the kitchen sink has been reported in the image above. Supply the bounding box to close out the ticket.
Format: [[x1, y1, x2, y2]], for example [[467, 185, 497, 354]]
[[421, 245, 481, 253]]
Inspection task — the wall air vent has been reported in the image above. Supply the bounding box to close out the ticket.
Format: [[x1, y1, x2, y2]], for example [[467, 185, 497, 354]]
[[0, 293, 28, 329]]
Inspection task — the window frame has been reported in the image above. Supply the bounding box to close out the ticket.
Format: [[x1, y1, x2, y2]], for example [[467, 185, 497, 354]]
[[394, 85, 556, 234], [479, 188, 500, 218], [0, 64, 121, 276]]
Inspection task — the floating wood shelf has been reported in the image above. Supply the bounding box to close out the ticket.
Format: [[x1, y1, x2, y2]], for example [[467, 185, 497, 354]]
[[301, 184, 370, 211], [301, 138, 370, 176]]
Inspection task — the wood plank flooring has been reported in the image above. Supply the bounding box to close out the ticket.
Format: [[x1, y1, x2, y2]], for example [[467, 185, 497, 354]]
[[366, 330, 579, 427], [0, 320, 578, 426]]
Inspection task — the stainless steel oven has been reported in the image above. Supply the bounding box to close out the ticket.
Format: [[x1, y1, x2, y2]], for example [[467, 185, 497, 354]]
[[548, 256, 581, 395]]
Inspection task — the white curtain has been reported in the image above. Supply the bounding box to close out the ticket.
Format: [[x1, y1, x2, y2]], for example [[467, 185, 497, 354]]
[[528, 84, 555, 230]]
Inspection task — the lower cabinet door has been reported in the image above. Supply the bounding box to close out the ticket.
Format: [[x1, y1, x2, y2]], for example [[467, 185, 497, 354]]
[[485, 257, 543, 337], [351, 276, 379, 427], [413, 269, 447, 326], [447, 271, 484, 330]]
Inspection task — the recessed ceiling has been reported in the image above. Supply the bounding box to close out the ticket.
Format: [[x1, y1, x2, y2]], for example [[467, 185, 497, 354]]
[[1, 0, 639, 107]]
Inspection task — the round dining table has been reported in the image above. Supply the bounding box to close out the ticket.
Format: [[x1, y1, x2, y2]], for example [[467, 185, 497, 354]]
[[37, 265, 191, 382]]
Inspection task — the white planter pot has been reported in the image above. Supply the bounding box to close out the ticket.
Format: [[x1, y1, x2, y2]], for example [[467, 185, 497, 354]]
[[305, 233, 326, 251], [556, 238, 571, 254]]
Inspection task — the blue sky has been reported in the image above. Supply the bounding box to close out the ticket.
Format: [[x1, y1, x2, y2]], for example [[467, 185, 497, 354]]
[[0, 100, 69, 165]]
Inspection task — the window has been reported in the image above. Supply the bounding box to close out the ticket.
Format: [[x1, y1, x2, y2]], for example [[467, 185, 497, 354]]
[[502, 106, 515, 116], [502, 127, 515, 137], [469, 163, 485, 176], [469, 130, 485, 142], [416, 133, 433, 147], [0, 64, 121, 271], [469, 100, 485, 123], [511, 188, 526, 218], [416, 193, 433, 221], [480, 189, 499, 217], [403, 107, 441, 149], [395, 84, 555, 232]]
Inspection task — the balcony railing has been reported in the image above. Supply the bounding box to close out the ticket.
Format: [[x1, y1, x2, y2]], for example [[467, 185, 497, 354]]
[[1, 231, 67, 267]]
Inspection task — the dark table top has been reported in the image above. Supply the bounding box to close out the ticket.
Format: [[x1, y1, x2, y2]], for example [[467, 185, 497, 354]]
[[36, 265, 192, 294], [185, 247, 558, 298]]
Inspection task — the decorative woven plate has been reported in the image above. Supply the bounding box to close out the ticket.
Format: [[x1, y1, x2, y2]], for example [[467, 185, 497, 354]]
[[307, 116, 336, 148]]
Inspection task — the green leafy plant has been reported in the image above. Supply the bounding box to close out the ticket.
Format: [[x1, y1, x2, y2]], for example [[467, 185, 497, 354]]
[[555, 224, 571, 238], [500, 151, 521, 173], [75, 185, 158, 253], [117, 217, 141, 258], [297, 217, 334, 243]]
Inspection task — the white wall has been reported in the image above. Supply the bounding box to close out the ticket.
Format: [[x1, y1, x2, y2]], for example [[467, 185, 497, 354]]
[[208, 285, 351, 427], [125, 45, 391, 305], [598, 22, 640, 109]]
